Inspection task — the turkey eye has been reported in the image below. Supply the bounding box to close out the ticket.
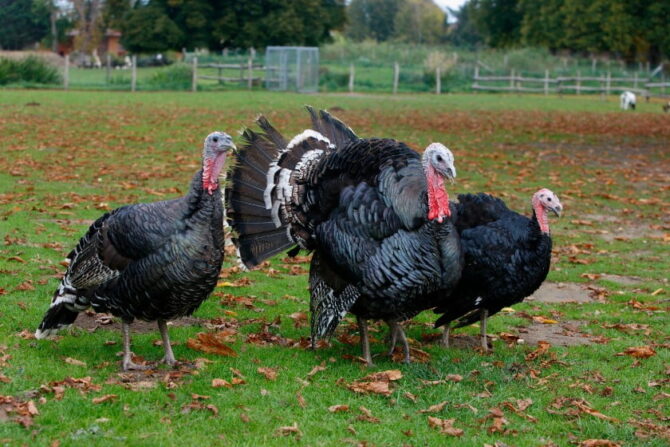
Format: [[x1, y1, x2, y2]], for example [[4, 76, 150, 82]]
[[212, 136, 219, 143], [436, 155, 443, 162], [547, 197, 552, 201]]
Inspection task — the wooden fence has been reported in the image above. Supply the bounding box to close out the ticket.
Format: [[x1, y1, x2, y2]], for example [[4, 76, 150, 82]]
[[191, 58, 263, 91], [472, 66, 670, 98]]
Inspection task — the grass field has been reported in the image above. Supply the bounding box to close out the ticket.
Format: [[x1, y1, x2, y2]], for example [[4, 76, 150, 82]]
[[0, 90, 668, 446]]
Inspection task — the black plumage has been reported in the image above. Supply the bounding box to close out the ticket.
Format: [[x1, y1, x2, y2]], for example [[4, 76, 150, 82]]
[[434, 189, 562, 349], [227, 108, 462, 365], [36, 132, 235, 370]]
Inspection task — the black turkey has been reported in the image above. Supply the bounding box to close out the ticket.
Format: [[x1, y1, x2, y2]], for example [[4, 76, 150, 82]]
[[434, 189, 562, 350], [35, 132, 235, 370], [227, 108, 462, 365]]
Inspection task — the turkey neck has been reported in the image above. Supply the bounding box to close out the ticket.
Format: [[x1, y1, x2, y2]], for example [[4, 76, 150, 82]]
[[531, 198, 549, 234], [425, 164, 450, 223], [202, 152, 228, 195]]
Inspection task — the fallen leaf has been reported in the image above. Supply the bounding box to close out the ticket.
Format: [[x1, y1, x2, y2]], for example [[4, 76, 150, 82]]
[[211, 378, 232, 388], [328, 404, 350, 413], [357, 406, 380, 423], [186, 332, 237, 357], [64, 357, 87, 367], [306, 364, 326, 379], [525, 341, 551, 361], [427, 416, 464, 436], [276, 422, 302, 438], [579, 440, 622, 447], [257, 367, 278, 381], [532, 316, 559, 324], [419, 401, 448, 413], [616, 346, 656, 359], [92, 394, 118, 404]]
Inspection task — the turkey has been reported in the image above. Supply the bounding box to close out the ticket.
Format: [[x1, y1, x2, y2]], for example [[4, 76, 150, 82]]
[[227, 108, 462, 365], [35, 132, 235, 370], [434, 189, 562, 350]]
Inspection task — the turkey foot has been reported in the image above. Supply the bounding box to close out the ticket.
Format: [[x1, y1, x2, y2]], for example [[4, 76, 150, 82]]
[[122, 322, 149, 371], [158, 320, 178, 367], [388, 321, 411, 364], [357, 317, 374, 367]]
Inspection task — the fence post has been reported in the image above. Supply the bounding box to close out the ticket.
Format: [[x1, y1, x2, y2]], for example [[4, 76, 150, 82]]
[[606, 72, 611, 96], [634, 72, 638, 89], [192, 57, 198, 92], [436, 67, 441, 95], [63, 54, 69, 90], [576, 70, 581, 95], [247, 57, 253, 90], [105, 53, 111, 84], [348, 63, 355, 93], [592, 58, 597, 73], [131, 55, 137, 92], [510, 69, 514, 91], [544, 69, 549, 96], [393, 62, 399, 94]]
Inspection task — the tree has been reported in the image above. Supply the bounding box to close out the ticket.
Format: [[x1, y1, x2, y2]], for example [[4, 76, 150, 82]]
[[121, 6, 183, 52], [0, 0, 50, 50], [394, 0, 447, 44], [101, 0, 133, 31], [447, 1, 485, 49], [472, 0, 523, 48], [346, 0, 401, 42]]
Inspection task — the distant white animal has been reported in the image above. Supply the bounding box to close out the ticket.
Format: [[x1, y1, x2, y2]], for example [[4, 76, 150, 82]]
[[620, 91, 636, 110]]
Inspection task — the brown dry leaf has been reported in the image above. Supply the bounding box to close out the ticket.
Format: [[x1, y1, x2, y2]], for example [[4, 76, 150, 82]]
[[617, 346, 656, 359], [186, 332, 237, 357], [532, 316, 559, 324], [64, 357, 87, 367], [92, 394, 118, 404], [360, 370, 403, 382], [419, 401, 448, 413], [445, 374, 463, 382], [15, 281, 35, 291], [427, 416, 464, 437], [125, 381, 157, 391], [525, 341, 551, 361], [328, 404, 350, 413], [288, 312, 308, 328], [579, 440, 622, 447], [212, 378, 232, 388], [276, 422, 302, 438], [357, 406, 380, 423], [306, 364, 326, 379], [348, 380, 392, 396], [403, 392, 417, 402], [296, 391, 306, 408], [257, 367, 278, 381]]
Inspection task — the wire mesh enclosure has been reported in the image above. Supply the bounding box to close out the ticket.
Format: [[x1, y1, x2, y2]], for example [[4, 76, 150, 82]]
[[265, 47, 319, 93]]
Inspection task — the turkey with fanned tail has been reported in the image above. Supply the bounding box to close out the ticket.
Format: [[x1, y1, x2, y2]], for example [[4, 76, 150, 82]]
[[35, 132, 235, 370], [227, 108, 462, 365], [434, 189, 562, 350]]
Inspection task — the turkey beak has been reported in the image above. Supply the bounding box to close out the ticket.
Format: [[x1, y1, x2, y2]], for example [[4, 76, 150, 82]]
[[550, 204, 562, 217], [443, 166, 456, 183]]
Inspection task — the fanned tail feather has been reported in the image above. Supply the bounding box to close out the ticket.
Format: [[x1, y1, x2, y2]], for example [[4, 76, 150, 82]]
[[305, 106, 358, 148], [228, 110, 343, 268], [35, 303, 79, 339]]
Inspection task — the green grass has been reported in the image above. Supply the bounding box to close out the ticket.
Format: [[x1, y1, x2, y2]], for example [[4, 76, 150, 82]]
[[0, 90, 668, 446]]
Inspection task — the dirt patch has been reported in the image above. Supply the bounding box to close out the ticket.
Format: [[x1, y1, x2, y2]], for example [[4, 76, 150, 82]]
[[599, 223, 666, 241], [74, 312, 202, 334], [517, 320, 593, 347], [582, 214, 621, 223], [527, 282, 592, 303], [599, 274, 643, 285]]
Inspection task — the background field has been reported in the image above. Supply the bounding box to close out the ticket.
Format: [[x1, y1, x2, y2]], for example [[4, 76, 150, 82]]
[[0, 90, 668, 446]]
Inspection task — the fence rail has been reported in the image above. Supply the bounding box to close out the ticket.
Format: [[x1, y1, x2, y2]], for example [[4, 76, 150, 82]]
[[472, 66, 668, 98]]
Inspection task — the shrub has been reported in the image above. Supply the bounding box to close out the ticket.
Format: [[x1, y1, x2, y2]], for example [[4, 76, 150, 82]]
[[146, 64, 192, 90], [0, 56, 61, 85]]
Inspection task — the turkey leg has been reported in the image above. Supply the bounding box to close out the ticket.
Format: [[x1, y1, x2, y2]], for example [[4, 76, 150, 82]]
[[357, 316, 373, 366], [122, 322, 149, 371], [390, 321, 411, 364], [386, 321, 398, 356], [441, 323, 451, 348], [158, 319, 177, 367], [480, 309, 489, 351]]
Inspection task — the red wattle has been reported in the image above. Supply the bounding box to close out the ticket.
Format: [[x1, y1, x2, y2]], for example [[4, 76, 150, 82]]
[[426, 166, 450, 222], [202, 153, 227, 195]]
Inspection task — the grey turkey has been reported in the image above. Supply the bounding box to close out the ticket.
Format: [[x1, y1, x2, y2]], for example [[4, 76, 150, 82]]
[[227, 108, 462, 365], [434, 189, 562, 350], [35, 132, 235, 370]]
